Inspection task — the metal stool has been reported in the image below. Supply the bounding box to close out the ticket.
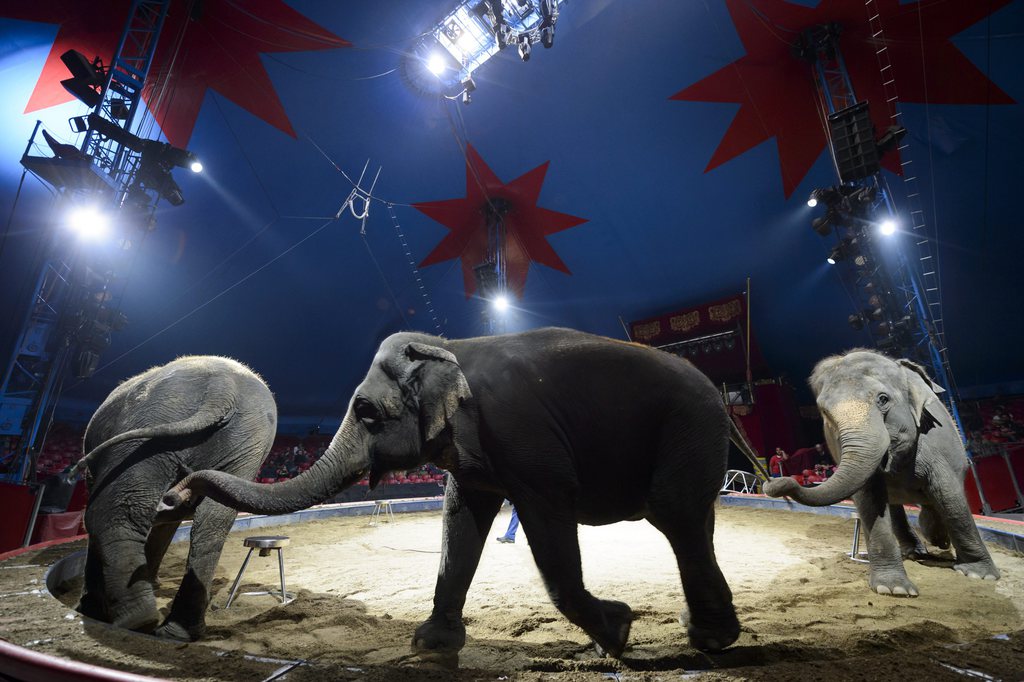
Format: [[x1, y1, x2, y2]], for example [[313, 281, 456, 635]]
[[224, 536, 295, 608], [369, 499, 395, 526], [847, 512, 869, 563]]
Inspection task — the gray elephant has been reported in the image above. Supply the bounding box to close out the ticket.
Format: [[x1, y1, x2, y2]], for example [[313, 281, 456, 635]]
[[74, 355, 277, 640], [763, 349, 998, 596], [161, 328, 741, 657]]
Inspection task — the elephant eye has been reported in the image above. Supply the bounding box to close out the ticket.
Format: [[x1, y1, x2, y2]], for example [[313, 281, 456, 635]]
[[354, 398, 383, 432], [876, 394, 890, 409]]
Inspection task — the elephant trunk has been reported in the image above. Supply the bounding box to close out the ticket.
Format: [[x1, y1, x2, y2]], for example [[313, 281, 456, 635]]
[[763, 401, 888, 506], [160, 413, 369, 516]]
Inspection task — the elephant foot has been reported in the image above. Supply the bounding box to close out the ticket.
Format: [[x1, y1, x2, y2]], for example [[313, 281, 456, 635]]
[[679, 607, 740, 653], [587, 599, 633, 659], [954, 559, 1000, 581], [154, 618, 205, 642], [411, 614, 466, 656], [76, 596, 105, 622], [112, 610, 160, 634], [901, 545, 930, 561], [869, 571, 919, 597]]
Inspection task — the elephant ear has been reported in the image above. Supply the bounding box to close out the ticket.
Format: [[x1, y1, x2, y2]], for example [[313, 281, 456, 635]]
[[403, 342, 476, 446], [896, 358, 946, 428]]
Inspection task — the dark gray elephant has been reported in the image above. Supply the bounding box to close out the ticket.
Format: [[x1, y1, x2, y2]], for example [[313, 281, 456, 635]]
[[74, 355, 277, 640], [161, 328, 741, 657], [763, 349, 998, 596]]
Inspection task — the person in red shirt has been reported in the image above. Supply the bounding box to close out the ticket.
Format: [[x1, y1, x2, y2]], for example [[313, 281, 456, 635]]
[[768, 447, 790, 477]]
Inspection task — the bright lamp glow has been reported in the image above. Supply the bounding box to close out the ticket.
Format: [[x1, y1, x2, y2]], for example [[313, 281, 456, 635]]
[[879, 219, 897, 236], [427, 53, 447, 76], [807, 197, 818, 208], [492, 295, 510, 313], [190, 160, 203, 173], [67, 206, 109, 240]]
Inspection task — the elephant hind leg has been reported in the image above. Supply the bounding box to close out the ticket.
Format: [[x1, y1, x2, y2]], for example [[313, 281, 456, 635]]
[[917, 504, 950, 550], [889, 504, 928, 559], [646, 501, 739, 653], [77, 542, 108, 621], [514, 495, 634, 658]]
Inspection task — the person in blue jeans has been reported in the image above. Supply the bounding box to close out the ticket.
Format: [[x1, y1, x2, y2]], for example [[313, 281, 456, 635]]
[[495, 503, 519, 543]]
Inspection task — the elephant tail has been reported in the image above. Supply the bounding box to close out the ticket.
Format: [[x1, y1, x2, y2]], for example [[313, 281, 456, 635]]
[[69, 384, 237, 479], [728, 415, 771, 483]]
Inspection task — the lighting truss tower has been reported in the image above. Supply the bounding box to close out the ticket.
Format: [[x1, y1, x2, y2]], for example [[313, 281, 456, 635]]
[[0, 0, 170, 484], [797, 24, 958, 419], [473, 198, 510, 335]]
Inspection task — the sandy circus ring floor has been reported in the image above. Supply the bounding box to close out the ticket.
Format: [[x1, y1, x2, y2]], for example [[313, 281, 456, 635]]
[[2, 501, 1024, 680]]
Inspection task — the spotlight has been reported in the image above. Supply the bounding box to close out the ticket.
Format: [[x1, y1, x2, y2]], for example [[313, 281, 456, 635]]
[[539, 0, 556, 47], [60, 50, 106, 108], [518, 35, 531, 61], [461, 75, 476, 105], [876, 125, 907, 155], [811, 209, 841, 236], [492, 295, 510, 313], [427, 53, 447, 76], [41, 129, 91, 163], [878, 219, 897, 236], [189, 160, 203, 173], [66, 205, 109, 240], [808, 187, 840, 211]]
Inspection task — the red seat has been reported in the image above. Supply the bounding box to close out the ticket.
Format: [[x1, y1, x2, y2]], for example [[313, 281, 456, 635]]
[[972, 455, 1019, 513]]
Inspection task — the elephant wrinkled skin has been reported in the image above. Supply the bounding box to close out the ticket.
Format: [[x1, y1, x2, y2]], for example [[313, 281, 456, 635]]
[[76, 356, 277, 640], [763, 349, 998, 597], [161, 328, 741, 657]]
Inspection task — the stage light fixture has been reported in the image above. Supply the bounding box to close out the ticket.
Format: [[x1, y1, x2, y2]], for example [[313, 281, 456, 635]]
[[60, 50, 107, 109], [41, 129, 91, 163], [827, 241, 847, 264], [876, 125, 907, 155], [807, 188, 830, 208], [811, 205, 844, 236], [518, 34, 531, 61], [492, 295, 510, 313], [848, 313, 865, 331], [879, 219, 897, 236], [85, 113, 198, 204], [427, 53, 447, 76], [66, 205, 109, 240]]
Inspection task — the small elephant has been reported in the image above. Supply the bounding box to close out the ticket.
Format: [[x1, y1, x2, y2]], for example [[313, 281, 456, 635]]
[[162, 328, 741, 656], [763, 349, 998, 596], [74, 355, 277, 640]]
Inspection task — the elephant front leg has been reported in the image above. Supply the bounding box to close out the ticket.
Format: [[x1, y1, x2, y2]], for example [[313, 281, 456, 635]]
[[854, 477, 919, 597], [156, 500, 238, 641], [924, 470, 999, 580], [515, 496, 634, 658], [412, 477, 503, 657]]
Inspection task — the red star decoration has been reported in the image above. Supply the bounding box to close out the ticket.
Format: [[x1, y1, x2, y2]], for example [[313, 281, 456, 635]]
[[8, 1, 348, 147], [414, 145, 587, 298], [671, 0, 1014, 197]]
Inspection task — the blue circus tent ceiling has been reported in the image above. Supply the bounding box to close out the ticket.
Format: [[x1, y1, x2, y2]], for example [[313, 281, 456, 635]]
[[0, 0, 1021, 418]]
